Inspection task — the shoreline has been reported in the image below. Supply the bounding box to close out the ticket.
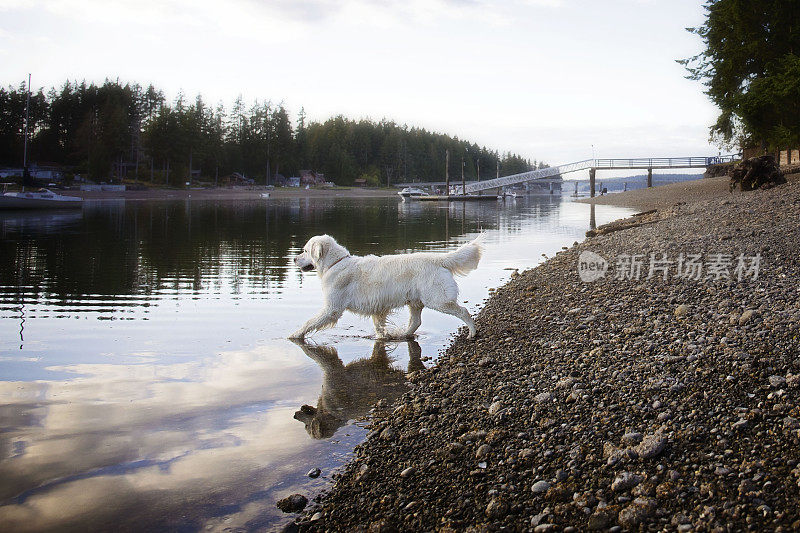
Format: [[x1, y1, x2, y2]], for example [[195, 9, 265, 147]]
[[57, 186, 399, 201], [292, 174, 800, 531]]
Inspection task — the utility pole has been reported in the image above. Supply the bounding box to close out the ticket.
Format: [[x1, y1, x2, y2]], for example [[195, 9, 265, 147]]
[[22, 73, 32, 187], [445, 149, 450, 196], [461, 157, 465, 196]]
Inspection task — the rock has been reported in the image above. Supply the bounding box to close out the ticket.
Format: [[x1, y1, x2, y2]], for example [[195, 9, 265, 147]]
[[739, 309, 756, 325], [535, 392, 553, 403], [459, 430, 487, 443], [531, 480, 551, 494], [400, 467, 415, 478], [675, 304, 689, 317], [488, 401, 503, 415], [618, 500, 655, 529], [784, 417, 800, 430], [588, 506, 618, 530], [307, 468, 321, 478], [530, 511, 548, 527], [533, 524, 555, 533], [476, 444, 491, 459], [380, 427, 396, 440], [310, 512, 322, 522], [485, 498, 508, 519], [634, 434, 667, 459], [732, 419, 749, 431], [612, 472, 643, 492], [621, 431, 643, 445], [448, 442, 464, 455], [769, 375, 787, 388], [277, 494, 308, 513]]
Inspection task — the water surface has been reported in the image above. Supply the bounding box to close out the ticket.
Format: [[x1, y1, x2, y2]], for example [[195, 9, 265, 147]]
[[0, 196, 632, 531]]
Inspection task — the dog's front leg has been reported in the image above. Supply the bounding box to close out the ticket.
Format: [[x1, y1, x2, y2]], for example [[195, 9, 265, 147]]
[[289, 308, 343, 339]]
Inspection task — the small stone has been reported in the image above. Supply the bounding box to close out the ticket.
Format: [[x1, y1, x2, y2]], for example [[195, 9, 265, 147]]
[[739, 309, 756, 325], [307, 468, 321, 478], [531, 480, 551, 494], [769, 375, 787, 388], [618, 500, 655, 529], [277, 494, 308, 513], [622, 432, 643, 445], [732, 419, 749, 431], [533, 525, 555, 533], [634, 434, 667, 459], [488, 401, 503, 415], [485, 498, 508, 519], [784, 417, 800, 430], [476, 444, 492, 459], [674, 304, 689, 317], [380, 427, 396, 440], [588, 508, 613, 530], [310, 512, 322, 521], [400, 467, 415, 478], [715, 466, 731, 476], [535, 392, 553, 403], [612, 472, 643, 492]]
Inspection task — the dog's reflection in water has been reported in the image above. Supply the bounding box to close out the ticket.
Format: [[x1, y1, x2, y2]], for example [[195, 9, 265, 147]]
[[293, 340, 424, 439]]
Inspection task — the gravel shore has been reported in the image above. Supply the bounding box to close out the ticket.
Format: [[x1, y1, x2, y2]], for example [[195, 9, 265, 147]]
[[292, 176, 800, 532]]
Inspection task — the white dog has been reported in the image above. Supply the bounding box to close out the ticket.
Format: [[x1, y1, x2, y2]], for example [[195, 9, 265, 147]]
[[290, 235, 483, 340]]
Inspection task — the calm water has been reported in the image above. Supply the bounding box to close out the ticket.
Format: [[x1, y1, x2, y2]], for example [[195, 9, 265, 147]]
[[0, 196, 632, 531]]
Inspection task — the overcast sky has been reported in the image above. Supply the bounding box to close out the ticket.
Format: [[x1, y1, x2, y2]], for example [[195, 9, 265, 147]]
[[0, 0, 723, 168]]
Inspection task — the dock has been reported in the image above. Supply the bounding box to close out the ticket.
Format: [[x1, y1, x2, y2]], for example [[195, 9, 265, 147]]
[[416, 195, 499, 202]]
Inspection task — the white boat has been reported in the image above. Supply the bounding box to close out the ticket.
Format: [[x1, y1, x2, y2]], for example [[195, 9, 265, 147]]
[[0, 189, 83, 210], [397, 187, 428, 198]]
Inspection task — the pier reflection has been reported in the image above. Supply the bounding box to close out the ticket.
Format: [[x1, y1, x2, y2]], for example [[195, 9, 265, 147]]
[[293, 340, 423, 439]]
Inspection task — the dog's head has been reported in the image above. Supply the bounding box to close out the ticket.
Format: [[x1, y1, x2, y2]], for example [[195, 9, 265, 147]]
[[294, 235, 348, 274], [293, 404, 343, 439]]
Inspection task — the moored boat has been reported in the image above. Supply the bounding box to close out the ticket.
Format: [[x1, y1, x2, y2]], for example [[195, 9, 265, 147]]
[[0, 189, 83, 209], [397, 187, 428, 198]]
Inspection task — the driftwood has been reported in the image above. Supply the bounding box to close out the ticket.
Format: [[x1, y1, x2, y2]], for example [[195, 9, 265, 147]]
[[729, 156, 786, 192]]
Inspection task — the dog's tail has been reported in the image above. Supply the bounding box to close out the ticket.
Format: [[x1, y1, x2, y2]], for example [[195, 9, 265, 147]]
[[441, 234, 484, 276]]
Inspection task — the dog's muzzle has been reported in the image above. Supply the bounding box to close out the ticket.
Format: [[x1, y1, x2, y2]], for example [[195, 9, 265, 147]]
[[300, 264, 315, 272]]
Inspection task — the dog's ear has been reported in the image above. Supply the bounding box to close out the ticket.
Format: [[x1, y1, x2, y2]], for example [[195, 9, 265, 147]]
[[310, 240, 328, 262]]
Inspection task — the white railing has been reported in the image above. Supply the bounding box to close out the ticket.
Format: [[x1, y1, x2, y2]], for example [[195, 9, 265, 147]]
[[464, 154, 739, 193]]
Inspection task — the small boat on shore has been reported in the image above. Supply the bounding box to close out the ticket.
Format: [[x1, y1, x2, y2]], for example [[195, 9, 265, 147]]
[[0, 189, 83, 210], [397, 187, 428, 199]]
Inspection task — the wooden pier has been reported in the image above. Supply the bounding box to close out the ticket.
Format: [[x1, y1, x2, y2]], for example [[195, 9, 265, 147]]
[[416, 195, 499, 202]]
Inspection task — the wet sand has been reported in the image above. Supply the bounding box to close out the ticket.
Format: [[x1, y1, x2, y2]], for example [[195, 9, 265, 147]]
[[577, 176, 731, 211]]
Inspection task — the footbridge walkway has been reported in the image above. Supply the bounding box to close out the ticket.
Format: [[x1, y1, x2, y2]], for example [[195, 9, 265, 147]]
[[399, 155, 740, 197]]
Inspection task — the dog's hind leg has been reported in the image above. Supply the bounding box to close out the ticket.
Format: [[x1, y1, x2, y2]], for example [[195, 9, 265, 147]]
[[427, 301, 477, 339], [289, 308, 343, 339], [404, 303, 423, 338]]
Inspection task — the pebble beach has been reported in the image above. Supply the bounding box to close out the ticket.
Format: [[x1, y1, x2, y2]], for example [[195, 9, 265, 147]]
[[290, 174, 800, 532]]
